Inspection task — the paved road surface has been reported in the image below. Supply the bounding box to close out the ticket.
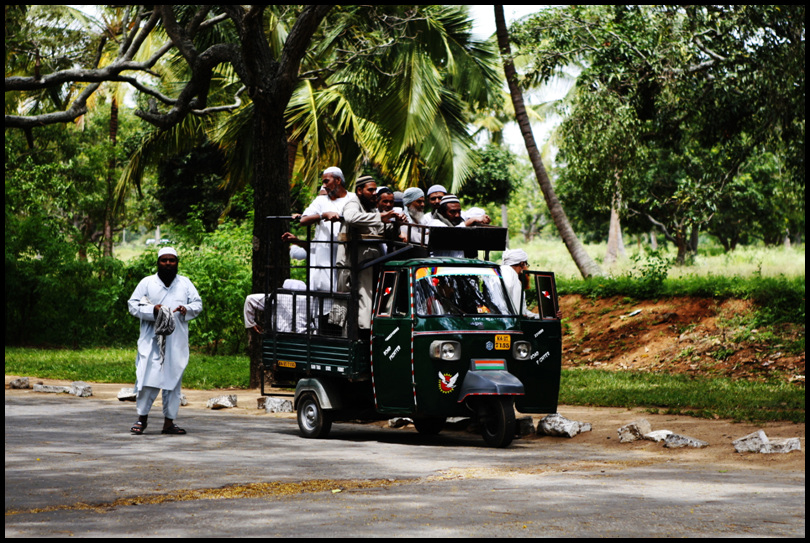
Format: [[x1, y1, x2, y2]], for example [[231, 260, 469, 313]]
[[5, 394, 805, 537]]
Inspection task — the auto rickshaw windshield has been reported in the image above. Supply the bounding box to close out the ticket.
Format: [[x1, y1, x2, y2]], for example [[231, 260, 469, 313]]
[[413, 266, 512, 316]]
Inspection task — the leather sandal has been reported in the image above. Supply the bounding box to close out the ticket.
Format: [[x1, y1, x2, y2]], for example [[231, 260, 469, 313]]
[[161, 424, 187, 435], [130, 421, 147, 435]]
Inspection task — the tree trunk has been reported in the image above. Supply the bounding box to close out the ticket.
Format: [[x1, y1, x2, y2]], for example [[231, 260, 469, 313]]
[[241, 5, 332, 387], [605, 203, 626, 265], [494, 6, 603, 279]]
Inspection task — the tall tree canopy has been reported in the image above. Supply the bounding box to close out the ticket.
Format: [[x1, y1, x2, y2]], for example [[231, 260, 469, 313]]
[[512, 5, 805, 261]]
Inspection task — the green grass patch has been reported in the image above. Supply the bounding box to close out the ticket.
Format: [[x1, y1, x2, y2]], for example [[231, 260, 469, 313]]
[[560, 368, 805, 423], [4, 347, 250, 390], [6, 347, 804, 423]]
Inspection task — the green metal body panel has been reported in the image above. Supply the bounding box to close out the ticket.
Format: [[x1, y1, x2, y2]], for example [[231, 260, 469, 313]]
[[261, 256, 562, 420]]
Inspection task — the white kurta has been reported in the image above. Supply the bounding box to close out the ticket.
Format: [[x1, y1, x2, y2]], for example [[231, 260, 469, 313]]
[[302, 194, 350, 291], [128, 274, 203, 391]]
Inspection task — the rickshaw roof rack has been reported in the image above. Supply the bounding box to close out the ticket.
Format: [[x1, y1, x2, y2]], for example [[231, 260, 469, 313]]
[[387, 256, 497, 268], [427, 226, 507, 252]]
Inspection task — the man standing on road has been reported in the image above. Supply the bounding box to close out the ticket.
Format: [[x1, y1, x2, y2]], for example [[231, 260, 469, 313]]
[[127, 247, 203, 435]]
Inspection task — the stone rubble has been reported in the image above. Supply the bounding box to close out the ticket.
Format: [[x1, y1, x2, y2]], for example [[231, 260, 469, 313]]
[[733, 430, 802, 454], [8, 377, 30, 389], [118, 387, 137, 401], [32, 381, 93, 397], [617, 419, 652, 443], [537, 413, 592, 438], [261, 396, 294, 413], [664, 433, 709, 448], [207, 394, 237, 409]]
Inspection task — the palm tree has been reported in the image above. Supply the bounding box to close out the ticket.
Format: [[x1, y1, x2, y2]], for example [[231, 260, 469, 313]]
[[494, 5, 603, 279]]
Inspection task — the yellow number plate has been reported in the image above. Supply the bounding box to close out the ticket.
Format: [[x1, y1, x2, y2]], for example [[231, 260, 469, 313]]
[[278, 360, 296, 368], [494, 334, 511, 350]]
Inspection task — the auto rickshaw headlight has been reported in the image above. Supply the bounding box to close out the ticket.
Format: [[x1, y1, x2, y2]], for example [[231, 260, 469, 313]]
[[430, 340, 461, 361], [513, 341, 531, 360]]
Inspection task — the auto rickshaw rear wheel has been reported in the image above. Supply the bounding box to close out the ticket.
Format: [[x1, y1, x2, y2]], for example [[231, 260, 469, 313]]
[[413, 417, 446, 435], [477, 397, 515, 448], [297, 392, 332, 439]]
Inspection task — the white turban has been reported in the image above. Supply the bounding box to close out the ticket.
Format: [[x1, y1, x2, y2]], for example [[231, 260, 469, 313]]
[[502, 248, 529, 266], [158, 247, 178, 259], [402, 187, 424, 205]]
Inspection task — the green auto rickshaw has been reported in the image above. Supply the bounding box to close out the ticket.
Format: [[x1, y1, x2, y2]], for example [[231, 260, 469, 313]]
[[260, 217, 561, 448]]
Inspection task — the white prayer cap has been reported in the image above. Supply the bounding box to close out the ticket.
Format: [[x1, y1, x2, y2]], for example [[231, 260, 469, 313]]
[[158, 247, 178, 259], [402, 187, 424, 205], [282, 279, 307, 290], [322, 166, 345, 184], [427, 184, 447, 197], [502, 248, 529, 266]]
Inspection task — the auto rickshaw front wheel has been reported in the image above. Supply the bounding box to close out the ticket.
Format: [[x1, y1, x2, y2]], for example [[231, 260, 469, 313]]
[[476, 397, 516, 448], [297, 392, 332, 439]]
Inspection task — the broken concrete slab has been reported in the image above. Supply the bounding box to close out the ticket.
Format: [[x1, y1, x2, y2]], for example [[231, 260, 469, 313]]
[[617, 419, 652, 443], [207, 394, 237, 409], [537, 413, 591, 438], [33, 384, 72, 394], [8, 377, 30, 389], [643, 430, 673, 443], [70, 381, 93, 397], [262, 397, 293, 414], [664, 433, 709, 448], [118, 388, 137, 401], [762, 438, 801, 454], [733, 430, 801, 454]]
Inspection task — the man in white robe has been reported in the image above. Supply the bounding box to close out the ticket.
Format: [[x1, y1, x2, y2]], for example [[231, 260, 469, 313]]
[[500, 248, 537, 318], [299, 167, 350, 292], [127, 247, 203, 435]]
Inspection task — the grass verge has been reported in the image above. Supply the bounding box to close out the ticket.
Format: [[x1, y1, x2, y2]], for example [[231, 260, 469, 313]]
[[6, 347, 804, 423], [560, 368, 805, 424], [4, 347, 249, 390]]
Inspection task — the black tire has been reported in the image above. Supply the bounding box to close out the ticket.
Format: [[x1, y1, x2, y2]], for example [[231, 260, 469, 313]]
[[413, 417, 446, 435], [478, 397, 515, 448], [297, 393, 332, 439]]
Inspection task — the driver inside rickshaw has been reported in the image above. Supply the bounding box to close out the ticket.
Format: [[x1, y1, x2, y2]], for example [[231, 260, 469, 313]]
[[414, 268, 511, 316]]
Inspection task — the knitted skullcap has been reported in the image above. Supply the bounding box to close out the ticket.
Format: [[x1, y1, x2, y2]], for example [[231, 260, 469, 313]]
[[158, 247, 178, 259], [439, 194, 460, 206], [402, 187, 424, 205], [355, 175, 376, 187]]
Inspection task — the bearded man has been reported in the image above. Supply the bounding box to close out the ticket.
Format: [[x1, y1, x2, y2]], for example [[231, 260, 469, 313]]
[[336, 175, 403, 330], [127, 247, 203, 435], [400, 187, 430, 244]]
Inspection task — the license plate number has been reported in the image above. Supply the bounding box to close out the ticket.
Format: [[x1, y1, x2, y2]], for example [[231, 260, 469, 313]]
[[494, 334, 510, 350]]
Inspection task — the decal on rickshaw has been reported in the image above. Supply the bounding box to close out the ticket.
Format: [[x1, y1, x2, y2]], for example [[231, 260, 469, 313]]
[[438, 372, 459, 393], [471, 360, 506, 371]]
